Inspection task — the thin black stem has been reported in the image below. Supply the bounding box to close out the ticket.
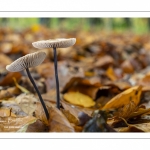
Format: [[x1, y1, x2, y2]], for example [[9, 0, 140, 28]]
[[26, 68, 49, 120], [53, 47, 60, 109]]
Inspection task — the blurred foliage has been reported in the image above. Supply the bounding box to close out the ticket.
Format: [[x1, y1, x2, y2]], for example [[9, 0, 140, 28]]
[[0, 18, 150, 34]]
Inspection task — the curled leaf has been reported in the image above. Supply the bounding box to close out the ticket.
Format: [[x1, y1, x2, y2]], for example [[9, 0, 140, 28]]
[[102, 86, 142, 110]]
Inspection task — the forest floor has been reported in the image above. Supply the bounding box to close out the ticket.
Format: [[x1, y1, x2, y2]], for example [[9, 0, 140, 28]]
[[1, 25, 150, 132]]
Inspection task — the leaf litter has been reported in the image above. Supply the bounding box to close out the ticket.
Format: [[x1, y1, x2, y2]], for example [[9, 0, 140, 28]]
[[1, 26, 150, 132]]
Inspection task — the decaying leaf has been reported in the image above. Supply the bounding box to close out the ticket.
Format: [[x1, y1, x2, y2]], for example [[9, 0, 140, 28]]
[[106, 66, 117, 81], [61, 108, 79, 125], [102, 86, 142, 110], [105, 81, 131, 91], [114, 100, 137, 119], [0, 72, 22, 86], [121, 60, 134, 73], [61, 100, 93, 119], [49, 107, 75, 132], [63, 91, 95, 107], [34, 102, 51, 125], [0, 108, 11, 117], [115, 122, 150, 132], [62, 77, 101, 100], [15, 93, 38, 116], [1, 24, 150, 133], [0, 100, 27, 117], [26, 119, 49, 132], [94, 55, 114, 68], [0, 87, 21, 100]]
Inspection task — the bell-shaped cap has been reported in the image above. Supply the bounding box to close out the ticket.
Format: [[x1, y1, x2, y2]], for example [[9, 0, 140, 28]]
[[32, 38, 76, 49], [6, 51, 46, 72]]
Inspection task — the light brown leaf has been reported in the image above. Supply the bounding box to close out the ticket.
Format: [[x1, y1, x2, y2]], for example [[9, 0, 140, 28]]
[[49, 107, 75, 132], [0, 87, 21, 100], [61, 100, 93, 119], [102, 86, 142, 110], [0, 108, 11, 117], [116, 123, 150, 132], [61, 108, 79, 125], [34, 102, 51, 125], [15, 93, 38, 116], [105, 80, 131, 91], [121, 60, 134, 73], [94, 55, 114, 68]]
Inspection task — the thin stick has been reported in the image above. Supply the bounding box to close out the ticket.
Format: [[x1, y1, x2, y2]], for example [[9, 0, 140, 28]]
[[53, 47, 60, 109], [26, 68, 49, 120]]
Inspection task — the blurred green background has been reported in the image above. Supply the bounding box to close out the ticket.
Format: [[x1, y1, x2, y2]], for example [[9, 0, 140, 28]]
[[0, 18, 150, 34]]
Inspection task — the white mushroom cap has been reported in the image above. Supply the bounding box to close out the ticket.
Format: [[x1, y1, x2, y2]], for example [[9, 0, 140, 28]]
[[6, 51, 46, 72], [32, 38, 76, 49]]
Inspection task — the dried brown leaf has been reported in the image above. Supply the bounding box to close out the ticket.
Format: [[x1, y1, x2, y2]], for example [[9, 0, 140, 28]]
[[0, 72, 22, 86], [61, 108, 79, 125], [61, 100, 93, 118], [94, 55, 114, 68], [0, 87, 21, 100], [15, 93, 38, 116], [106, 66, 117, 81], [49, 107, 75, 132], [102, 86, 142, 110]]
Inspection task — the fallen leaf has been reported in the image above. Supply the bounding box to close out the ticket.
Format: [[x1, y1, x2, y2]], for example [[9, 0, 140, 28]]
[[61, 100, 93, 119], [114, 100, 137, 119], [0, 87, 21, 100], [115, 122, 150, 132], [94, 55, 114, 68], [129, 107, 150, 119], [49, 107, 75, 132], [0, 72, 22, 86], [121, 60, 134, 73], [62, 77, 101, 99], [1, 100, 27, 117], [61, 108, 79, 125], [106, 66, 117, 81], [15, 93, 38, 116], [102, 86, 142, 110], [26, 119, 49, 132], [0, 108, 11, 117], [63, 91, 95, 108], [105, 80, 131, 91], [138, 73, 150, 87], [34, 102, 51, 125]]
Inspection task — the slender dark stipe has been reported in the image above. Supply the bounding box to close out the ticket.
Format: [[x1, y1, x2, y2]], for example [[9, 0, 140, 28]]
[[53, 47, 60, 109], [26, 68, 49, 120]]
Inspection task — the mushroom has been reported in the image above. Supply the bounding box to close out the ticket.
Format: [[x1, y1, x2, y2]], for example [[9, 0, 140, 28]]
[[6, 51, 49, 120], [32, 38, 76, 109]]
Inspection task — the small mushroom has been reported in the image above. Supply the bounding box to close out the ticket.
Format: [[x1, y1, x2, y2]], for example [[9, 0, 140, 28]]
[[32, 38, 76, 109], [6, 51, 49, 120]]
